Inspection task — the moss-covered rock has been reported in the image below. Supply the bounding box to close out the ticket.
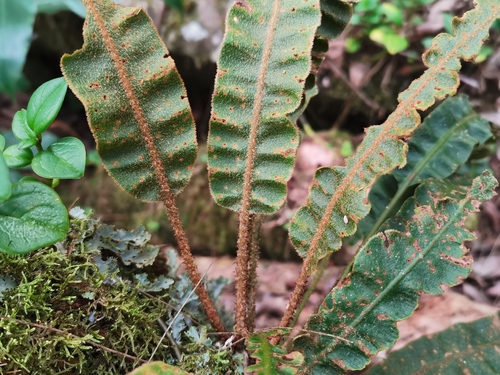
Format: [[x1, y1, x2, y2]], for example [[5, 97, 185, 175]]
[[0, 209, 242, 374]]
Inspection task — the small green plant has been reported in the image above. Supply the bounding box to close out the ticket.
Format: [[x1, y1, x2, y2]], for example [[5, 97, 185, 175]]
[[0, 77, 86, 254], [346, 0, 434, 54], [346, 0, 497, 60], [2, 0, 500, 373]]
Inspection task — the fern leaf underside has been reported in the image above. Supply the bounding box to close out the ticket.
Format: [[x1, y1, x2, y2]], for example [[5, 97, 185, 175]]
[[62, 0, 197, 201], [207, 0, 321, 214]]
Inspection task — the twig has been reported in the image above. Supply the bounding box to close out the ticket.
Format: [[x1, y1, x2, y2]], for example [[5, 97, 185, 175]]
[[149, 263, 212, 361], [256, 326, 352, 345], [157, 318, 182, 361], [327, 61, 380, 111]]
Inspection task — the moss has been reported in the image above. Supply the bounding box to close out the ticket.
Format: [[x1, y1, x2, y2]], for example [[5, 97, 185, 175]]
[[0, 210, 242, 374]]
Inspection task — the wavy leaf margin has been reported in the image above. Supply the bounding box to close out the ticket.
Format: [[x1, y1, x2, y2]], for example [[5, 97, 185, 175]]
[[294, 172, 498, 374]]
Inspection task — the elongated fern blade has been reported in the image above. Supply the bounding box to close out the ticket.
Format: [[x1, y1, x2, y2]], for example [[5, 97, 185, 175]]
[[61, 0, 197, 201], [317, 0, 352, 40], [393, 95, 492, 184], [365, 312, 500, 375], [356, 95, 492, 240], [289, 0, 353, 123], [294, 172, 498, 374], [208, 0, 321, 213], [289, 0, 500, 270]]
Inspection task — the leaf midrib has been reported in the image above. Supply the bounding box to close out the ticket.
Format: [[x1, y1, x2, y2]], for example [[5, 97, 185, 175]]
[[240, 0, 281, 214]]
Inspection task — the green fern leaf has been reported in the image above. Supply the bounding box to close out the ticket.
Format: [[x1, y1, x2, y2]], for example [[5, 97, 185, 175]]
[[248, 331, 304, 374], [358, 94, 492, 241], [293, 172, 497, 374], [289, 0, 500, 272], [289, 0, 353, 123], [317, 0, 352, 40], [365, 312, 500, 375], [207, 0, 321, 214], [61, 0, 197, 201]]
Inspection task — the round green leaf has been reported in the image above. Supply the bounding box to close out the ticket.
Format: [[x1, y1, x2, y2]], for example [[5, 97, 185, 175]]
[[0, 154, 12, 202], [381, 3, 403, 26], [3, 144, 33, 168], [31, 137, 85, 179], [128, 361, 189, 375], [12, 109, 37, 149], [0, 180, 68, 254], [369, 26, 408, 54], [27, 77, 68, 135], [383, 33, 409, 55]]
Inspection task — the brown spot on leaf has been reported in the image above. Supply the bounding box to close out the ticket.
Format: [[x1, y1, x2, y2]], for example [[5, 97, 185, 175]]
[[377, 314, 389, 321]]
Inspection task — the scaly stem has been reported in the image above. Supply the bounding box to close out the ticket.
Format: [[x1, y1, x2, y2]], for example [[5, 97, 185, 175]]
[[278, 262, 310, 332], [162, 194, 226, 333], [271, 256, 329, 345], [290, 255, 330, 329], [246, 214, 261, 333], [235, 212, 256, 337]]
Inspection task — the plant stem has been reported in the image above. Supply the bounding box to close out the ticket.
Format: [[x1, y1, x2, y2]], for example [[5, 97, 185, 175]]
[[289, 255, 330, 329], [246, 214, 261, 333], [162, 194, 226, 333], [277, 263, 309, 335], [234, 211, 255, 337]]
